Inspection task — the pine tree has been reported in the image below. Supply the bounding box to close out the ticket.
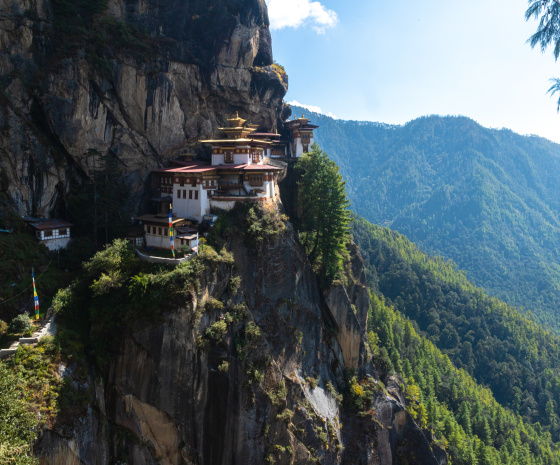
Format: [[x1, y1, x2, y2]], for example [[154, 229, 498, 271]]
[[295, 143, 352, 286]]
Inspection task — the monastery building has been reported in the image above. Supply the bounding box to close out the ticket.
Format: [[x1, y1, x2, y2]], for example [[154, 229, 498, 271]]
[[137, 113, 318, 249]]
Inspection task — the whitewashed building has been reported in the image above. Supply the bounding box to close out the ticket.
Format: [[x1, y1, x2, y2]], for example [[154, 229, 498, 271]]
[[152, 114, 283, 223], [285, 115, 319, 158], [25, 218, 73, 251], [135, 214, 199, 250]]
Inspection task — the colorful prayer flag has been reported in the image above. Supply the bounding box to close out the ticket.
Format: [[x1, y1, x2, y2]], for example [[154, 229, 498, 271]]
[[32, 270, 39, 320], [169, 204, 175, 258]]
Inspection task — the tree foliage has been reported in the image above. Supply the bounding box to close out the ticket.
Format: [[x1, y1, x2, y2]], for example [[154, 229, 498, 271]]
[[526, 0, 560, 109], [294, 143, 352, 286], [353, 216, 560, 448]]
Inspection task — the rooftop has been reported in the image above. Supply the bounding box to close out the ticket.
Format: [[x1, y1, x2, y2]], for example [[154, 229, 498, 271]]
[[135, 214, 188, 225], [23, 217, 73, 231], [155, 161, 282, 174]]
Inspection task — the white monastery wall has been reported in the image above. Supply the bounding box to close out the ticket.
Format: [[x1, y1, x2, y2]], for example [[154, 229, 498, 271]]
[[42, 237, 71, 251]]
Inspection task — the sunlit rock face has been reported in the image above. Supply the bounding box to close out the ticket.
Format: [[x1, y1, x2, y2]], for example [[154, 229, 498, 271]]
[[0, 0, 287, 218], [35, 217, 444, 464]]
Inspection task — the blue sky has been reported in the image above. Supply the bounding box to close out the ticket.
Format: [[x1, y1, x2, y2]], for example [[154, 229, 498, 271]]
[[265, 0, 560, 143]]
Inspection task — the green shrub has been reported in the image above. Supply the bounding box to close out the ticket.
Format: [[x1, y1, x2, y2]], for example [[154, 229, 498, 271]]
[[205, 297, 224, 312], [305, 376, 318, 389], [268, 379, 288, 406], [246, 363, 264, 384], [227, 275, 242, 294], [218, 361, 229, 372], [276, 408, 293, 424], [205, 320, 228, 341], [0, 319, 7, 336], [0, 362, 38, 464], [9, 314, 32, 334], [317, 426, 328, 445]]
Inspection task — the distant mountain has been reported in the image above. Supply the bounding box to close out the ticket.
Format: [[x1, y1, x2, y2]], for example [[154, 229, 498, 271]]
[[291, 106, 560, 331]]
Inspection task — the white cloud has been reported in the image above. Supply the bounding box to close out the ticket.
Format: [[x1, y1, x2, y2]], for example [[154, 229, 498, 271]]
[[265, 0, 338, 34], [288, 100, 338, 119]]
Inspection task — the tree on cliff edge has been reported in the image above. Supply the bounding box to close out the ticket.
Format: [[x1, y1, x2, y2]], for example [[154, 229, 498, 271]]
[[295, 143, 352, 286]]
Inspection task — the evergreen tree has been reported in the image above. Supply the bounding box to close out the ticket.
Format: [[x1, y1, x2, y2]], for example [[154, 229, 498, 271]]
[[295, 143, 352, 286]]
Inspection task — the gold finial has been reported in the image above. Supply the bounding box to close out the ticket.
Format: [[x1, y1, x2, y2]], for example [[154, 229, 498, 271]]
[[236, 111, 239, 118]]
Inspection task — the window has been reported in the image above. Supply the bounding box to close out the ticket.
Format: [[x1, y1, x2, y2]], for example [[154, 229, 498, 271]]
[[225, 152, 233, 163], [44, 230, 53, 238], [147, 226, 151, 234], [183, 190, 186, 199], [164, 228, 168, 236], [158, 227, 162, 235], [177, 190, 180, 198], [195, 190, 199, 200], [180, 178, 185, 187], [248, 175, 263, 187], [189, 190, 193, 200]]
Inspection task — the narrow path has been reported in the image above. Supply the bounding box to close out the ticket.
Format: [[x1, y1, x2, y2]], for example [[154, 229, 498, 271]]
[[0, 315, 57, 359]]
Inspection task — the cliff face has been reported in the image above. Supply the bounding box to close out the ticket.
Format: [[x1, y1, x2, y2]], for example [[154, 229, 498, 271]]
[[0, 0, 288, 217], [35, 214, 444, 465]]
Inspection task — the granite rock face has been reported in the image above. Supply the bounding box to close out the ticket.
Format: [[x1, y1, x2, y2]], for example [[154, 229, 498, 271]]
[[0, 0, 287, 217], [35, 219, 445, 464]]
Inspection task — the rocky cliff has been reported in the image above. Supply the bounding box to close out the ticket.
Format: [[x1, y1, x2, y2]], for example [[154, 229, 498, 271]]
[[0, 0, 288, 218], [2, 1, 446, 462], [34, 206, 445, 464]]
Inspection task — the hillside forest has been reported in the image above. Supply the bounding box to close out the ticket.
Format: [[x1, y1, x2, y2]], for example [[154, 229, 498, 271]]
[[292, 106, 560, 334]]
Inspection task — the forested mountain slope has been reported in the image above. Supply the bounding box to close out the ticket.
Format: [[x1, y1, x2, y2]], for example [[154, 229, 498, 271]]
[[352, 216, 560, 445], [292, 106, 560, 331]]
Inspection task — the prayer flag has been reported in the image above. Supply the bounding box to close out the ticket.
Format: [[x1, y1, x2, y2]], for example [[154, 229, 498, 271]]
[[32, 270, 39, 320], [169, 204, 175, 258]]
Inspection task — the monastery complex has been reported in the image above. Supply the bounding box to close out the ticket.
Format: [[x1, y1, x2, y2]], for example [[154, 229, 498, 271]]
[[136, 113, 318, 251]]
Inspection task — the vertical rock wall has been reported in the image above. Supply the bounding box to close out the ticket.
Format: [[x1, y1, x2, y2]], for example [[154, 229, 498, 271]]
[[0, 0, 288, 217]]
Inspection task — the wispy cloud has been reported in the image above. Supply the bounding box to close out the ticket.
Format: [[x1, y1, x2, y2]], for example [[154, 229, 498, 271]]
[[265, 0, 338, 34], [289, 100, 338, 119]]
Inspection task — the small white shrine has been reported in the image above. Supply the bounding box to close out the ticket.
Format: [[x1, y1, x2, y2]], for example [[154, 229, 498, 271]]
[[24, 218, 73, 251]]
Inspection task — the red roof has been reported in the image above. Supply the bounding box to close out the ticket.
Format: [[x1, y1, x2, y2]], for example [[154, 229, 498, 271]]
[[27, 219, 73, 231], [153, 162, 216, 173], [154, 162, 282, 174]]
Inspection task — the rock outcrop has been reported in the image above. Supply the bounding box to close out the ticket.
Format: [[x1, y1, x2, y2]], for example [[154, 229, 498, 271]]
[[35, 215, 444, 464], [0, 0, 288, 217]]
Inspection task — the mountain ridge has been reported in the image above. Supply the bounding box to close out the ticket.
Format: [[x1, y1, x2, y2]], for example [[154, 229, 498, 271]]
[[292, 105, 560, 332]]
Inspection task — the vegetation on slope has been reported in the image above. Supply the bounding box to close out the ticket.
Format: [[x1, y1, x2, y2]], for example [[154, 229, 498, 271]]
[[0, 212, 93, 325], [368, 294, 559, 465], [0, 362, 38, 464], [292, 106, 560, 333], [353, 216, 560, 444]]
